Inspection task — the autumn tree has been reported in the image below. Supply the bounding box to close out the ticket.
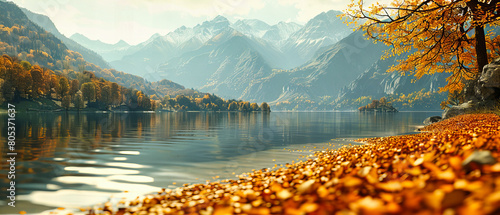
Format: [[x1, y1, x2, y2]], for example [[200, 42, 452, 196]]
[[100, 84, 111, 107], [81, 82, 95, 104], [151, 99, 159, 111], [73, 94, 84, 110], [56, 76, 69, 99], [344, 0, 500, 95], [202, 94, 212, 104], [239, 101, 250, 112], [20, 60, 31, 71], [69, 79, 79, 96], [16, 65, 32, 98], [141, 95, 152, 110], [30, 65, 44, 98], [48, 74, 59, 99], [260, 102, 271, 112], [380, 97, 387, 105], [250, 103, 259, 111], [175, 95, 192, 109], [62, 95, 71, 110], [0, 56, 17, 101], [1, 80, 14, 102], [228, 101, 238, 111], [110, 82, 121, 106]]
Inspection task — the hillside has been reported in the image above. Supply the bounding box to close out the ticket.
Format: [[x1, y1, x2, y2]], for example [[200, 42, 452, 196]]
[[20, 8, 112, 69], [281, 10, 353, 68], [263, 30, 450, 111], [0, 54, 270, 112], [334, 56, 449, 111], [241, 30, 387, 107], [0, 1, 184, 98]]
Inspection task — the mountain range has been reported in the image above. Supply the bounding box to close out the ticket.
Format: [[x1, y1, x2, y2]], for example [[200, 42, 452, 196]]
[[11, 2, 449, 110], [74, 11, 352, 77], [20, 8, 111, 69], [70, 33, 131, 62]]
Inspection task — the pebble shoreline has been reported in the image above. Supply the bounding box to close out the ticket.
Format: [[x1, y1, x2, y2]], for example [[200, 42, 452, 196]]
[[85, 113, 500, 215]]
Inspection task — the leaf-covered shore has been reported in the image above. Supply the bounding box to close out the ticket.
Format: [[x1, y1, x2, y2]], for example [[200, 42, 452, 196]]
[[76, 113, 500, 215]]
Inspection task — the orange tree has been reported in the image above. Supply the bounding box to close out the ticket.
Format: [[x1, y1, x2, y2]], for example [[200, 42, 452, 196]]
[[343, 0, 500, 95]]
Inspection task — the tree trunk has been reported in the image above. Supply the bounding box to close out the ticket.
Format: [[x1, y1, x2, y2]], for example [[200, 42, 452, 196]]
[[467, 0, 489, 74], [475, 25, 489, 74], [463, 25, 489, 102]]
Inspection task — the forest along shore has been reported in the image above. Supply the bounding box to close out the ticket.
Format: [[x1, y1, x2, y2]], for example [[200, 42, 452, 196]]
[[87, 114, 500, 215]]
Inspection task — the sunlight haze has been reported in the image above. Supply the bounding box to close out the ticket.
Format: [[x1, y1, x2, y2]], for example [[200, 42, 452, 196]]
[[11, 0, 358, 45]]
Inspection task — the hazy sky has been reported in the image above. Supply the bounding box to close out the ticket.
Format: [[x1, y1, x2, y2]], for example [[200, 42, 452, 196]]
[[11, 0, 355, 45]]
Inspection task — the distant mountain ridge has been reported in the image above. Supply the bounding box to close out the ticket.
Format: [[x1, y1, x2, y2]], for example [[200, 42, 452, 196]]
[[157, 29, 277, 99], [70, 33, 130, 52], [262, 21, 303, 47], [20, 8, 112, 69], [231, 19, 271, 38], [281, 10, 353, 68]]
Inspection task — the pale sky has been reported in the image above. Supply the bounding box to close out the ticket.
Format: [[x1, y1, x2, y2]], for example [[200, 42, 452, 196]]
[[10, 0, 356, 45]]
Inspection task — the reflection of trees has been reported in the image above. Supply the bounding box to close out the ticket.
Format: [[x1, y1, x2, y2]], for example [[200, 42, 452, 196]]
[[0, 112, 424, 164], [0, 112, 429, 202], [0, 112, 271, 162]]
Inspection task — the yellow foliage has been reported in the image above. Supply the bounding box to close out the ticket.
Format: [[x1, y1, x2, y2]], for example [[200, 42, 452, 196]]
[[342, 0, 500, 94]]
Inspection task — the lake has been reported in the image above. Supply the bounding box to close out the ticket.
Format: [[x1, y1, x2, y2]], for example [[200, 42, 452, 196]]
[[0, 111, 438, 213]]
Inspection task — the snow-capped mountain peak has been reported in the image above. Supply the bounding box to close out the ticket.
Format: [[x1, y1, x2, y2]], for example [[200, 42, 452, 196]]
[[231, 19, 271, 38], [262, 21, 302, 44]]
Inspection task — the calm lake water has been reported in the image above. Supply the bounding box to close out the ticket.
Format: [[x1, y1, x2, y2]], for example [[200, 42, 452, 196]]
[[0, 111, 438, 213]]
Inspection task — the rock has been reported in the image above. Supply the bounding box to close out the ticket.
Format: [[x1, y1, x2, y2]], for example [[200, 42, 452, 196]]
[[423, 116, 442, 125], [462, 150, 497, 167], [475, 83, 498, 101], [472, 58, 500, 101], [442, 101, 475, 119], [297, 179, 316, 194], [442, 58, 500, 119], [480, 58, 500, 88]]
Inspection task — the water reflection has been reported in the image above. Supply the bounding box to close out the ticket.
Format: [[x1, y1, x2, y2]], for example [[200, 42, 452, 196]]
[[0, 111, 438, 213]]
